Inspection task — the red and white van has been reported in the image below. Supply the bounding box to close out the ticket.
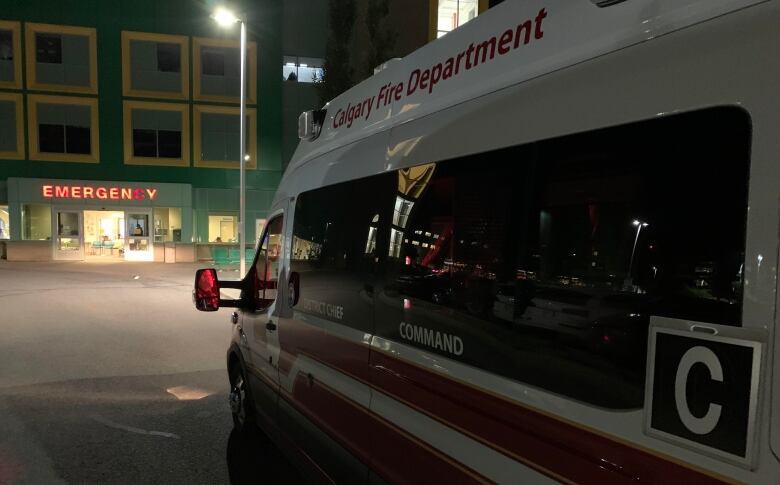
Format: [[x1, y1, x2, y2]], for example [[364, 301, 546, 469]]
[[194, 0, 780, 482]]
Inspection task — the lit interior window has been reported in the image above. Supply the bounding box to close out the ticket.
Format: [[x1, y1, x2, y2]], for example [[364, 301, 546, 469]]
[[437, 0, 479, 38]]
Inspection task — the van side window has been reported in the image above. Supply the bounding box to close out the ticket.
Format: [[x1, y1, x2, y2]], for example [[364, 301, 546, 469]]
[[375, 106, 751, 409], [291, 173, 395, 332], [254, 216, 284, 310]]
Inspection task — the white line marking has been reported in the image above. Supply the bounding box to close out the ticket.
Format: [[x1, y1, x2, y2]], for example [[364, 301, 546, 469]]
[[91, 415, 181, 439]]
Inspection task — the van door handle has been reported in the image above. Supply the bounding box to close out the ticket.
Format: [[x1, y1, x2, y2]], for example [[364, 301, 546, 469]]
[[266, 321, 277, 331]]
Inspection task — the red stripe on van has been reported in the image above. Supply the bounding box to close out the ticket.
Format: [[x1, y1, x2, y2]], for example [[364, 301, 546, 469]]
[[278, 317, 371, 383], [370, 350, 731, 484], [277, 318, 730, 483], [284, 373, 490, 484]]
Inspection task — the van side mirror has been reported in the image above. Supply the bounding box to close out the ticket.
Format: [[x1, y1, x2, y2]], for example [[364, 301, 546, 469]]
[[288, 272, 300, 307], [194, 268, 221, 311]]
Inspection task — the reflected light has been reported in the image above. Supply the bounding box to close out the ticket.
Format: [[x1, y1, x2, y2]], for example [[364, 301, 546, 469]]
[[166, 386, 214, 401]]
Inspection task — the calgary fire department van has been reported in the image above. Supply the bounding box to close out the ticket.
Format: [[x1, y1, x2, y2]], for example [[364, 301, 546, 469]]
[[194, 0, 780, 482]]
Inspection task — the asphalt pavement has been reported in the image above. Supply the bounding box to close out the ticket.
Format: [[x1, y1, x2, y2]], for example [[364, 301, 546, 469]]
[[0, 261, 300, 484]]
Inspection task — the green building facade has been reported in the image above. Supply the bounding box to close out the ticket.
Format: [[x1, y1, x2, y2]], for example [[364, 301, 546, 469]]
[[0, 0, 283, 262]]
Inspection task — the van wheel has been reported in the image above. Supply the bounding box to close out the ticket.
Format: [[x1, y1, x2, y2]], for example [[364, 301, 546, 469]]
[[229, 363, 256, 432]]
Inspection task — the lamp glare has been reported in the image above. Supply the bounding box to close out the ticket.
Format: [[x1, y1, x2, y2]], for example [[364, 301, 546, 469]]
[[212, 8, 239, 27]]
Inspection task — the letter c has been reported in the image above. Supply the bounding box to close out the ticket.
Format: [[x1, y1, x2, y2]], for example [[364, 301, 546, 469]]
[[399, 322, 406, 338], [674, 346, 723, 435]]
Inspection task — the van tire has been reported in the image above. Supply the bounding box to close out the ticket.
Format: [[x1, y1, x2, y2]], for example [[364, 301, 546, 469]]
[[229, 362, 256, 432]]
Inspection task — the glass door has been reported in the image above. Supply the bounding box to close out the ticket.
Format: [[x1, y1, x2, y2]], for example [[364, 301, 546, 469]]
[[53, 210, 84, 260], [125, 210, 153, 261]]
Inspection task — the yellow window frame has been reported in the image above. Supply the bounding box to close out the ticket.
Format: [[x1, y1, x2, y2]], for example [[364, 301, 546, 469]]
[[121, 31, 190, 100], [193, 37, 257, 104], [25, 22, 98, 95], [193, 104, 257, 169], [28, 94, 99, 163], [123, 100, 190, 167], [0, 92, 24, 159], [0, 20, 22, 90]]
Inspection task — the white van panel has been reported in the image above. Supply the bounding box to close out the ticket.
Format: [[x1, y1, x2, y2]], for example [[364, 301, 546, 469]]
[[289, 0, 767, 172], [275, 131, 390, 210], [381, 2, 780, 481], [276, 0, 780, 480]]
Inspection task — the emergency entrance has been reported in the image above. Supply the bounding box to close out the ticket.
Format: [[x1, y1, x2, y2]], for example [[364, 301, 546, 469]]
[[57, 209, 154, 261]]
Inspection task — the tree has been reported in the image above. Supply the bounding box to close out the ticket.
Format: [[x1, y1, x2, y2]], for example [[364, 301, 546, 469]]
[[317, 0, 357, 107], [363, 0, 397, 79]]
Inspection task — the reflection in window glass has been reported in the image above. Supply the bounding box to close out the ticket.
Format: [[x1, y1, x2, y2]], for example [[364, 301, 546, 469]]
[[254, 216, 284, 309], [291, 174, 395, 332], [0, 205, 9, 239], [392, 197, 414, 228], [376, 107, 751, 409], [208, 214, 237, 243], [22, 204, 51, 240]]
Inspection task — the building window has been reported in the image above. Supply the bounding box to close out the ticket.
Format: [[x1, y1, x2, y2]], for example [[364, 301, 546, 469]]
[[121, 31, 189, 99], [0, 20, 22, 89], [433, 0, 482, 38], [123, 100, 189, 166], [0, 92, 23, 159], [25, 23, 97, 94], [0, 205, 9, 239], [208, 214, 237, 243], [193, 37, 256, 103], [193, 105, 257, 169], [28, 94, 99, 163], [153, 208, 183, 242], [282, 56, 324, 83], [22, 204, 52, 240]]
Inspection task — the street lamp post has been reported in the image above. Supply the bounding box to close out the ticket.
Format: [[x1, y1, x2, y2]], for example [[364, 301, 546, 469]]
[[213, 7, 248, 278], [625, 219, 648, 290]]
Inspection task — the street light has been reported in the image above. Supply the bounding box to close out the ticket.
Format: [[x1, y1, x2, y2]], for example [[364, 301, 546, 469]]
[[625, 219, 649, 290], [212, 6, 248, 277]]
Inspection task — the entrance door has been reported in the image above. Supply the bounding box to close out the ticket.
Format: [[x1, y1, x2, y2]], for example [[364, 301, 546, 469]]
[[53, 210, 84, 260], [125, 210, 153, 261]]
